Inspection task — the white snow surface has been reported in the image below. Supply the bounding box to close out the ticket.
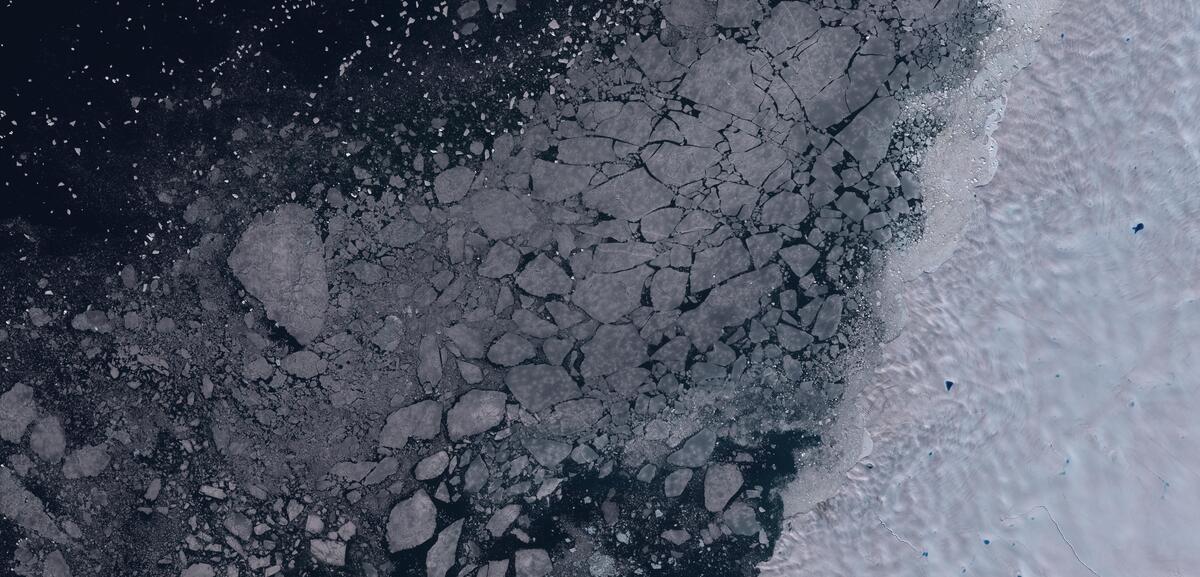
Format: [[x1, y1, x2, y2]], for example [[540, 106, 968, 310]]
[[766, 0, 1200, 575]]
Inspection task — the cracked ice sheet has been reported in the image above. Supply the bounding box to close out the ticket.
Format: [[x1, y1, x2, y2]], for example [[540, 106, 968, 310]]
[[765, 1, 1200, 575], [0, 0, 1014, 574]]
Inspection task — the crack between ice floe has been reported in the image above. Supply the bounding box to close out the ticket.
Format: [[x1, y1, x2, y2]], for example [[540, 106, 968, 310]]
[[1005, 505, 1104, 577], [1036, 505, 1104, 577], [877, 515, 922, 556]]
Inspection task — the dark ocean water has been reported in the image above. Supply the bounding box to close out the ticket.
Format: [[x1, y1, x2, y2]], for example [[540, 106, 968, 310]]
[[2, 0, 250, 235], [0, 0, 551, 253]]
